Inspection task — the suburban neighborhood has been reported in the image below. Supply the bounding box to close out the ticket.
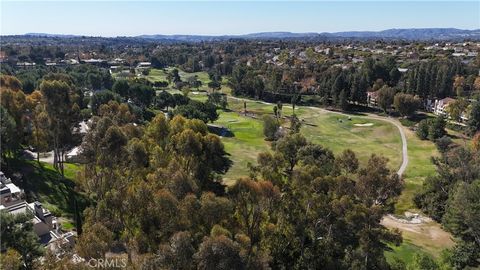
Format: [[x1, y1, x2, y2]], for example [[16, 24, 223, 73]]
[[1, 1, 480, 269]]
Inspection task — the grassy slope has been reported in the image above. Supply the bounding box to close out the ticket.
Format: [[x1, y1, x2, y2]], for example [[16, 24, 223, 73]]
[[215, 112, 269, 185], [147, 68, 168, 82], [386, 239, 429, 263], [7, 159, 88, 230]]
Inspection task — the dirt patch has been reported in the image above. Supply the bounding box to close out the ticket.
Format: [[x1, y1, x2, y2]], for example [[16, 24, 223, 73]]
[[381, 214, 455, 256]]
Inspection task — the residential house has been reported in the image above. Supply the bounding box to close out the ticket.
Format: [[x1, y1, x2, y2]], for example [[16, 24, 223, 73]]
[[367, 91, 379, 107], [136, 62, 151, 69], [0, 171, 23, 208], [82, 58, 107, 67], [16, 62, 36, 69], [433, 97, 473, 123], [433, 97, 455, 117], [0, 171, 74, 248]]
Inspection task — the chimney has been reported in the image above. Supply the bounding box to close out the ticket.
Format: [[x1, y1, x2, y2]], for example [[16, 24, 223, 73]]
[[34, 201, 44, 219]]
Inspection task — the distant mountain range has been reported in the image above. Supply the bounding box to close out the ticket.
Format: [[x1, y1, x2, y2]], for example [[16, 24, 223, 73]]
[[23, 28, 480, 41], [328, 28, 480, 40], [24, 33, 81, 38]]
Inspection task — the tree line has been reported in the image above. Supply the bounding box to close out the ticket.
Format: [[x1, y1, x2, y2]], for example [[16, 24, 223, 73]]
[[414, 141, 480, 268], [68, 105, 405, 269]]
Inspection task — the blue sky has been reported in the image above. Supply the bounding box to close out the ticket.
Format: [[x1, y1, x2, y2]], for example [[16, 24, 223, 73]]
[[1, 1, 479, 36]]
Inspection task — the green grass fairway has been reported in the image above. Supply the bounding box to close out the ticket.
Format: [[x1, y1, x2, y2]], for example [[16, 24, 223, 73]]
[[189, 91, 209, 102], [224, 96, 402, 170], [227, 97, 278, 115], [395, 128, 438, 214], [146, 68, 211, 90], [147, 68, 169, 82], [213, 95, 403, 183], [299, 111, 402, 169], [147, 68, 213, 103], [214, 111, 270, 185], [178, 69, 210, 84]]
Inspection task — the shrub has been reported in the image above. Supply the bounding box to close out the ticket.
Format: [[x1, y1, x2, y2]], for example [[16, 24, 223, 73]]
[[262, 115, 279, 141], [435, 135, 452, 153], [416, 119, 430, 140]]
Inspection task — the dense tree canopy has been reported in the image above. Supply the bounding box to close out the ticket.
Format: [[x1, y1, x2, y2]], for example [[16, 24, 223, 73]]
[[0, 212, 44, 270], [415, 146, 480, 268]]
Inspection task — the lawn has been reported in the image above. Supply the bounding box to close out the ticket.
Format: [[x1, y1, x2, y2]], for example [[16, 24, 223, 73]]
[[213, 111, 270, 185], [178, 69, 210, 84], [211, 95, 404, 183], [299, 110, 402, 169], [146, 68, 212, 91], [386, 240, 432, 265], [147, 68, 212, 103], [6, 159, 89, 222], [189, 91, 209, 102], [227, 96, 278, 115], [146, 68, 169, 82], [394, 128, 438, 214], [224, 96, 402, 169]]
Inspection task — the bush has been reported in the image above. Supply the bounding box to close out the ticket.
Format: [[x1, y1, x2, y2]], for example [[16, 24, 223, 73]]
[[409, 253, 438, 270], [153, 81, 169, 88], [46, 205, 63, 217], [446, 122, 466, 133], [428, 116, 446, 141], [263, 115, 279, 141], [210, 225, 232, 238], [417, 117, 446, 141], [416, 119, 430, 140], [399, 118, 415, 127], [435, 135, 452, 153], [174, 100, 218, 123]]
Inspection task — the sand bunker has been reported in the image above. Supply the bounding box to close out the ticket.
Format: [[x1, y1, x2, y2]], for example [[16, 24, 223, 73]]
[[354, 123, 373, 127]]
